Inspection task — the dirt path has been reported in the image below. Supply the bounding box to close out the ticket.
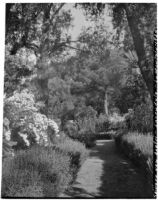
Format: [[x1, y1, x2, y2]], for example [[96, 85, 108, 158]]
[[61, 139, 152, 198]]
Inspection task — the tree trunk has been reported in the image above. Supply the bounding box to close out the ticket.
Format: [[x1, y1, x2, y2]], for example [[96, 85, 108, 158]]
[[104, 90, 109, 116], [124, 5, 154, 102]]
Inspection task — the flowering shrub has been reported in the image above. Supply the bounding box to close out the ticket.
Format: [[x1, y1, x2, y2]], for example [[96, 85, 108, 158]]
[[4, 89, 59, 148], [3, 118, 11, 142], [3, 118, 17, 158]]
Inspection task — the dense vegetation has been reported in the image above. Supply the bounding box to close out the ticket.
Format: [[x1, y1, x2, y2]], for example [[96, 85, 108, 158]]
[[3, 3, 155, 197]]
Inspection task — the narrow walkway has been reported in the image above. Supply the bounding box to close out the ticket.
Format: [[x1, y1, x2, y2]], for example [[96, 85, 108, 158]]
[[61, 140, 152, 198]]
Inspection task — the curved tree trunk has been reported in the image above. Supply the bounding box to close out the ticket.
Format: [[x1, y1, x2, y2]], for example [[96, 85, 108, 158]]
[[123, 4, 154, 102]]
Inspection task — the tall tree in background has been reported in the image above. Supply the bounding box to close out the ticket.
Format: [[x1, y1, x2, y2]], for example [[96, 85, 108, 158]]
[[80, 3, 156, 102], [5, 3, 74, 116]]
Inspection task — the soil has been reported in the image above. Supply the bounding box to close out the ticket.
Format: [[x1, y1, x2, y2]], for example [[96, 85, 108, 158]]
[[60, 139, 153, 198]]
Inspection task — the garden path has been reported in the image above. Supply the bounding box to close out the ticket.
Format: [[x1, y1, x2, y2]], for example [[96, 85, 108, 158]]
[[60, 139, 151, 198]]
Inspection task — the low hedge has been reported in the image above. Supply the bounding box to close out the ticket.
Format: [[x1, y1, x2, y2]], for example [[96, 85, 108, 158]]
[[114, 132, 154, 197], [56, 136, 89, 165], [2, 136, 88, 198], [54, 136, 89, 181], [67, 133, 96, 148], [67, 131, 114, 148], [93, 132, 114, 140]]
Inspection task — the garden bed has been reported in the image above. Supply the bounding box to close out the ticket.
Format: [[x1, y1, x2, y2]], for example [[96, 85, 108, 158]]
[[2, 137, 88, 198], [114, 131, 154, 197]]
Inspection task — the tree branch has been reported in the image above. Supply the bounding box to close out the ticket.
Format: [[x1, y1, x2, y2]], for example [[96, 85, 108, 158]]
[[52, 3, 65, 19]]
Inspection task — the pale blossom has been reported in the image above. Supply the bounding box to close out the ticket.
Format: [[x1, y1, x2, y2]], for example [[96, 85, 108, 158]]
[[19, 132, 30, 146]]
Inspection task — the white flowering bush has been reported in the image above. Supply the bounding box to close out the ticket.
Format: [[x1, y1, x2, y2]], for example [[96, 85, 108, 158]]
[[4, 89, 59, 149], [3, 118, 17, 158]]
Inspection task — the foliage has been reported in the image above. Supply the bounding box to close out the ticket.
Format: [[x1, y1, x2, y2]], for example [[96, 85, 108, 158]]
[[6, 3, 72, 57], [5, 3, 74, 118], [63, 106, 98, 147], [4, 89, 59, 149], [129, 103, 153, 133], [48, 77, 74, 119], [4, 47, 33, 96], [75, 106, 97, 133], [115, 131, 153, 196], [111, 3, 155, 101], [3, 118, 17, 159], [2, 164, 43, 197], [2, 145, 72, 197], [95, 113, 109, 132], [56, 135, 89, 166], [63, 120, 95, 148], [115, 72, 148, 113], [2, 134, 89, 198], [80, 3, 155, 102], [109, 112, 126, 130], [3, 4, 155, 198], [5, 3, 154, 128], [64, 120, 78, 137], [122, 132, 153, 158]]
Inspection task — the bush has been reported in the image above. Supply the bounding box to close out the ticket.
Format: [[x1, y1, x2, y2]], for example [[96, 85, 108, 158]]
[[3, 118, 16, 159], [109, 112, 126, 130], [129, 103, 153, 133], [2, 145, 72, 198], [64, 120, 96, 148], [2, 135, 89, 198], [75, 106, 97, 134], [56, 136, 89, 167], [77, 130, 96, 148], [95, 113, 110, 132], [64, 120, 78, 136], [4, 89, 59, 149], [63, 106, 97, 148], [122, 132, 153, 158], [115, 131, 153, 197], [66, 129, 96, 148]]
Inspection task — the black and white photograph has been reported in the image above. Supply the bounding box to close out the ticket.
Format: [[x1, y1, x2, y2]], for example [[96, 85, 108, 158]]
[[2, 2, 156, 198]]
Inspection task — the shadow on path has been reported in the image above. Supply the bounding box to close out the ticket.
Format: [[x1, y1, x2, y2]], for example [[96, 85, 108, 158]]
[[61, 140, 153, 198]]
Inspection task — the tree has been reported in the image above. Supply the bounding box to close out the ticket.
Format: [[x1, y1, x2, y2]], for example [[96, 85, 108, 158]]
[[79, 3, 156, 102], [5, 3, 76, 116], [112, 3, 156, 102], [63, 27, 129, 115]]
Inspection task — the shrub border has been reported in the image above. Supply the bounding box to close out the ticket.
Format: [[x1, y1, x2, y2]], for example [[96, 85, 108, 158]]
[[114, 132, 154, 198]]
